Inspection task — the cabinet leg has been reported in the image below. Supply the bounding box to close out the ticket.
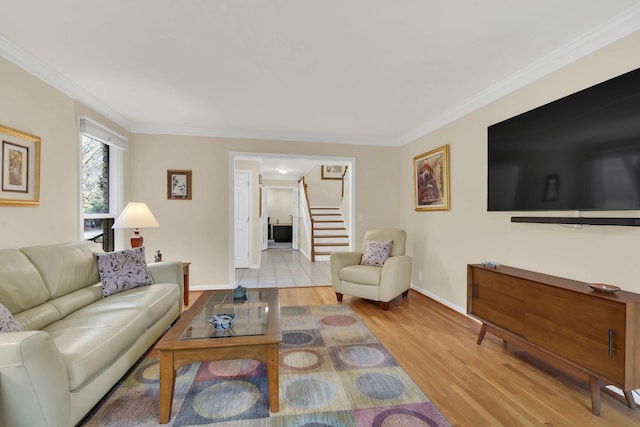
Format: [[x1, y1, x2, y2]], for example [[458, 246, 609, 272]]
[[476, 323, 488, 345], [589, 376, 602, 416], [624, 390, 637, 409]]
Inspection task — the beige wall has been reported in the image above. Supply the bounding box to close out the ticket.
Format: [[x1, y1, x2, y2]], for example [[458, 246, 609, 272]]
[[305, 165, 345, 206], [401, 30, 640, 311], [6, 29, 637, 305], [0, 52, 402, 286], [267, 188, 294, 225], [0, 57, 129, 249], [129, 134, 402, 287]]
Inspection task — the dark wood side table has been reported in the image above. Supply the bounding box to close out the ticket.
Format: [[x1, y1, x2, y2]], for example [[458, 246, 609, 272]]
[[181, 262, 191, 306]]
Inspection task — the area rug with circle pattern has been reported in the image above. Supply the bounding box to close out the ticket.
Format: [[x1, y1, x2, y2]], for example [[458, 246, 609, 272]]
[[81, 304, 450, 426]]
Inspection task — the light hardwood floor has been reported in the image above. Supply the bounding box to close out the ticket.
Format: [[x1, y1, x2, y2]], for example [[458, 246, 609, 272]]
[[186, 287, 640, 426]]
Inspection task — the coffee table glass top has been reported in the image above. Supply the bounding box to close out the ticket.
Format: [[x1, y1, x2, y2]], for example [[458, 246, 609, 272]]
[[181, 288, 273, 340]]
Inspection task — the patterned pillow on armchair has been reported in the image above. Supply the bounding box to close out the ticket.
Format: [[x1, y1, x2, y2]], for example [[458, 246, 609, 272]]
[[360, 240, 393, 267]]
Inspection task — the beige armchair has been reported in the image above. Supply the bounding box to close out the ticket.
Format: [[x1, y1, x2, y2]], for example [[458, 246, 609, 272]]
[[330, 229, 412, 310]]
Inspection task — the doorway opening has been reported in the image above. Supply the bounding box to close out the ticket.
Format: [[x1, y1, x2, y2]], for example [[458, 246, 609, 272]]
[[230, 152, 356, 287]]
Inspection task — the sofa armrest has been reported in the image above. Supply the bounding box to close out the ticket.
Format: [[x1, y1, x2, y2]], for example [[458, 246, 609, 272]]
[[379, 255, 413, 302], [0, 331, 70, 427], [149, 261, 184, 304], [330, 252, 363, 290]]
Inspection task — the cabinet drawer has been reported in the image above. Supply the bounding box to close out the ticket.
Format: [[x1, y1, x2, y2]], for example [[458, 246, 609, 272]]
[[469, 267, 526, 335], [526, 285, 626, 383]]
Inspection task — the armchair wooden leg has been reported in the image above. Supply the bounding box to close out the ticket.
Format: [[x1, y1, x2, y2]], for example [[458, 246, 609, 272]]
[[380, 301, 389, 311], [402, 290, 409, 299], [335, 292, 343, 302]]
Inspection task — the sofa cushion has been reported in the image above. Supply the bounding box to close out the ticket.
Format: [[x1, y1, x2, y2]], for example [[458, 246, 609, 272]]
[[91, 282, 180, 328], [43, 305, 147, 391], [96, 247, 154, 297], [339, 264, 382, 286], [0, 302, 23, 332], [0, 249, 50, 314], [361, 240, 392, 267], [20, 242, 101, 299]]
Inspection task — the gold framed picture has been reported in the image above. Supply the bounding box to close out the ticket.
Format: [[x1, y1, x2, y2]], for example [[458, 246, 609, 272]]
[[167, 169, 192, 200], [0, 124, 41, 206], [414, 144, 450, 211], [321, 165, 346, 180]]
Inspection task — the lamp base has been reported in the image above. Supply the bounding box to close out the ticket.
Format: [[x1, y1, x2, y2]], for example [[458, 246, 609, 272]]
[[131, 229, 144, 248]]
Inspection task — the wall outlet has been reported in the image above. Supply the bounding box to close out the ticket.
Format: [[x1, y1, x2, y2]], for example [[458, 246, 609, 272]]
[[418, 271, 423, 281]]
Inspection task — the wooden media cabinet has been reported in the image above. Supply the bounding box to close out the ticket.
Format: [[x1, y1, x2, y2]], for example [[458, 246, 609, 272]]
[[467, 264, 640, 415]]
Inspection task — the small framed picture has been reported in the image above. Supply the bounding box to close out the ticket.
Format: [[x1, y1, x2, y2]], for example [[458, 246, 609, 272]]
[[167, 170, 192, 200], [321, 165, 346, 180], [1, 124, 41, 206], [414, 144, 450, 211]]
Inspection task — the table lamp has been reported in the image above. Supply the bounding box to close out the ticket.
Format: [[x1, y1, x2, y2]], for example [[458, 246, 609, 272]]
[[112, 202, 160, 248]]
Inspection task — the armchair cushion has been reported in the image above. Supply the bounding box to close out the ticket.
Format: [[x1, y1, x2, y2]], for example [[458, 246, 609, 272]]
[[340, 265, 382, 286], [361, 240, 392, 266]]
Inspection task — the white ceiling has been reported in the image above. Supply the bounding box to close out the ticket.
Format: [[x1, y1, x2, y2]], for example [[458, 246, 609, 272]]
[[1, 1, 640, 152]]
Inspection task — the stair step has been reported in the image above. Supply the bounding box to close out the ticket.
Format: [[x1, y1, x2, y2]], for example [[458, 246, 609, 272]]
[[308, 206, 348, 262], [314, 226, 346, 230]]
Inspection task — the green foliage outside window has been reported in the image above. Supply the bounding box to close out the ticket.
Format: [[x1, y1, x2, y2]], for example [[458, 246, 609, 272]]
[[82, 135, 109, 214]]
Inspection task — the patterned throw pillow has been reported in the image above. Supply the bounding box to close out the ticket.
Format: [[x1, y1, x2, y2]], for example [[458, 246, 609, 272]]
[[0, 302, 24, 333], [96, 246, 154, 297], [361, 240, 393, 267]]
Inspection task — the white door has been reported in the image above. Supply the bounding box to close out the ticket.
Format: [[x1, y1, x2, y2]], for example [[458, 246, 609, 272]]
[[234, 171, 250, 268], [292, 189, 299, 250], [261, 187, 268, 250]]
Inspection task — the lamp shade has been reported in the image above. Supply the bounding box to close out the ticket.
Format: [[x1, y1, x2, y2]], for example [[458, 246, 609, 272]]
[[112, 202, 160, 229]]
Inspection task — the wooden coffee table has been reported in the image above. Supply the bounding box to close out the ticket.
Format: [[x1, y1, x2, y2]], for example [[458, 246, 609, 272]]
[[155, 288, 281, 424]]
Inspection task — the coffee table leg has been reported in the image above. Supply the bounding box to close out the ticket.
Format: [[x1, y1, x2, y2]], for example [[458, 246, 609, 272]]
[[159, 351, 176, 423], [266, 343, 280, 412]]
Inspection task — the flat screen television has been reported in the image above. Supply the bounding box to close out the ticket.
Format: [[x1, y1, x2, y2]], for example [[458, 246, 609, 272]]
[[488, 67, 640, 212]]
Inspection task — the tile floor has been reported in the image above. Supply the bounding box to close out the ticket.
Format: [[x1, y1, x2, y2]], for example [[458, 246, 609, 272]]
[[235, 247, 332, 288]]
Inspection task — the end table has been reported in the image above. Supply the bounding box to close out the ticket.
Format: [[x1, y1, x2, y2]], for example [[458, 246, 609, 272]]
[[181, 262, 191, 306]]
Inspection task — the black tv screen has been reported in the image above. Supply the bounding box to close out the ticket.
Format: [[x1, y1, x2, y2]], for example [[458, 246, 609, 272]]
[[488, 67, 640, 211]]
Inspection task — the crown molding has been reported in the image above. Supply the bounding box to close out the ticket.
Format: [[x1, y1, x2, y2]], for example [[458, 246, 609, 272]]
[[129, 123, 396, 146], [0, 34, 132, 131], [397, 4, 640, 146]]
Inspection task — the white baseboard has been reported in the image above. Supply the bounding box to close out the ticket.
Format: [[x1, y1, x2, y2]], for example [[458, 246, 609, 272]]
[[410, 283, 466, 315], [189, 284, 233, 291]]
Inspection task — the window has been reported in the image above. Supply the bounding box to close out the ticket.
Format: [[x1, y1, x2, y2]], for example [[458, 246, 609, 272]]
[[79, 116, 127, 251]]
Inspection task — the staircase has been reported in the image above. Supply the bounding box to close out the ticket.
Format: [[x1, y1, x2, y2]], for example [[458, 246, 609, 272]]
[[310, 207, 350, 262]]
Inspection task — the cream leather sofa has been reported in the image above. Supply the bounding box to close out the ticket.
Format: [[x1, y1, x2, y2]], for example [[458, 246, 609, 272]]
[[0, 241, 183, 427], [330, 229, 412, 310]]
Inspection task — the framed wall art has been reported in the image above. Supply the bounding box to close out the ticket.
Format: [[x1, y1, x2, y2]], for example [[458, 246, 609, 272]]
[[414, 144, 450, 211], [167, 169, 192, 200], [321, 165, 346, 180], [1, 124, 41, 206]]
